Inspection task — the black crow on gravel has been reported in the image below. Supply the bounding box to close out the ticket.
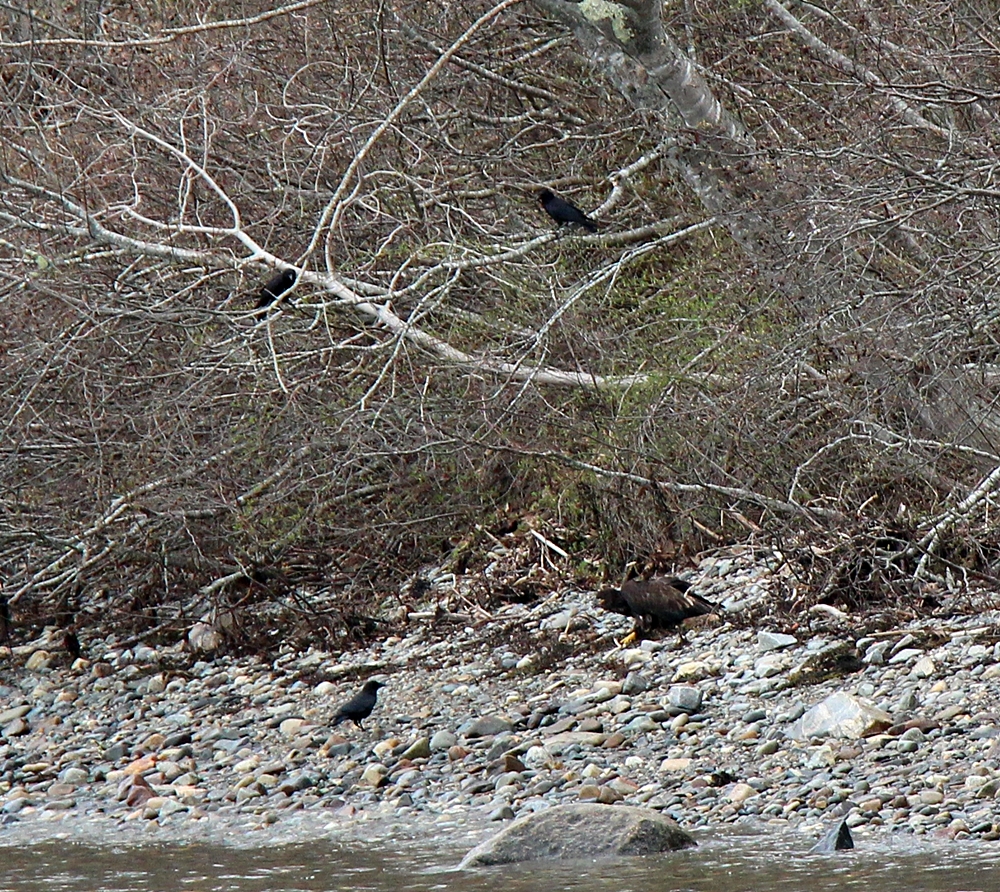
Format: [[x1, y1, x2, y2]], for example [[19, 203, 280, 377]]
[[63, 630, 82, 660], [332, 679, 386, 729], [538, 188, 598, 233], [255, 268, 297, 310], [0, 594, 10, 653], [597, 577, 715, 630]]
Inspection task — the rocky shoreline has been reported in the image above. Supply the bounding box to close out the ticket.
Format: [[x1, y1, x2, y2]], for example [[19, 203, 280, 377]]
[[3, 550, 1000, 851]]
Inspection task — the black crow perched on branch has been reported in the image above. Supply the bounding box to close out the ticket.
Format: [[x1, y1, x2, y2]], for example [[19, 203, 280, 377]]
[[332, 679, 386, 729], [597, 577, 715, 631], [538, 188, 598, 233], [255, 268, 297, 310]]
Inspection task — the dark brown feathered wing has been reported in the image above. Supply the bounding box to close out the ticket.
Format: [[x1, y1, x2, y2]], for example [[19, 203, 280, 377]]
[[599, 577, 714, 628]]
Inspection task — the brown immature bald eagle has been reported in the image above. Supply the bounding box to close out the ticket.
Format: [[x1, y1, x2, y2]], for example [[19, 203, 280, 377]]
[[597, 577, 715, 632]]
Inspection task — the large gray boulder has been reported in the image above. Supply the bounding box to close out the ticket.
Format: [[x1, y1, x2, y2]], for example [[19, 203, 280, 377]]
[[459, 803, 696, 867]]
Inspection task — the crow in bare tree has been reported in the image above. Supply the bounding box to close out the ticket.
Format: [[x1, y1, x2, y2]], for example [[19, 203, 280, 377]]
[[597, 577, 715, 630], [538, 188, 598, 233], [255, 268, 297, 310], [332, 679, 386, 729]]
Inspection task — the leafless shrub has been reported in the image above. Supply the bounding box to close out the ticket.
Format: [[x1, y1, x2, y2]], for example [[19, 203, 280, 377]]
[[2, 0, 1000, 649]]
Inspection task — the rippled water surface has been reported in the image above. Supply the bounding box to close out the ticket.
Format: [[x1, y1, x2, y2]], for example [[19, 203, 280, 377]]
[[0, 829, 989, 892]]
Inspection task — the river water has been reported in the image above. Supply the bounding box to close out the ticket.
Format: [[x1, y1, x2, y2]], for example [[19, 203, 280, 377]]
[[0, 828, 990, 892]]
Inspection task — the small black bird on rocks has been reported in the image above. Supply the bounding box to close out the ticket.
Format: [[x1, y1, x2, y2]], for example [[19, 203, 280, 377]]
[[538, 188, 598, 233], [255, 268, 297, 310], [332, 679, 386, 729], [597, 577, 715, 630], [63, 630, 82, 660], [0, 594, 11, 653]]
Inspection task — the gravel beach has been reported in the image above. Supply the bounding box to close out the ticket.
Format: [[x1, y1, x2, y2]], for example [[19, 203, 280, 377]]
[[3, 549, 1000, 849]]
